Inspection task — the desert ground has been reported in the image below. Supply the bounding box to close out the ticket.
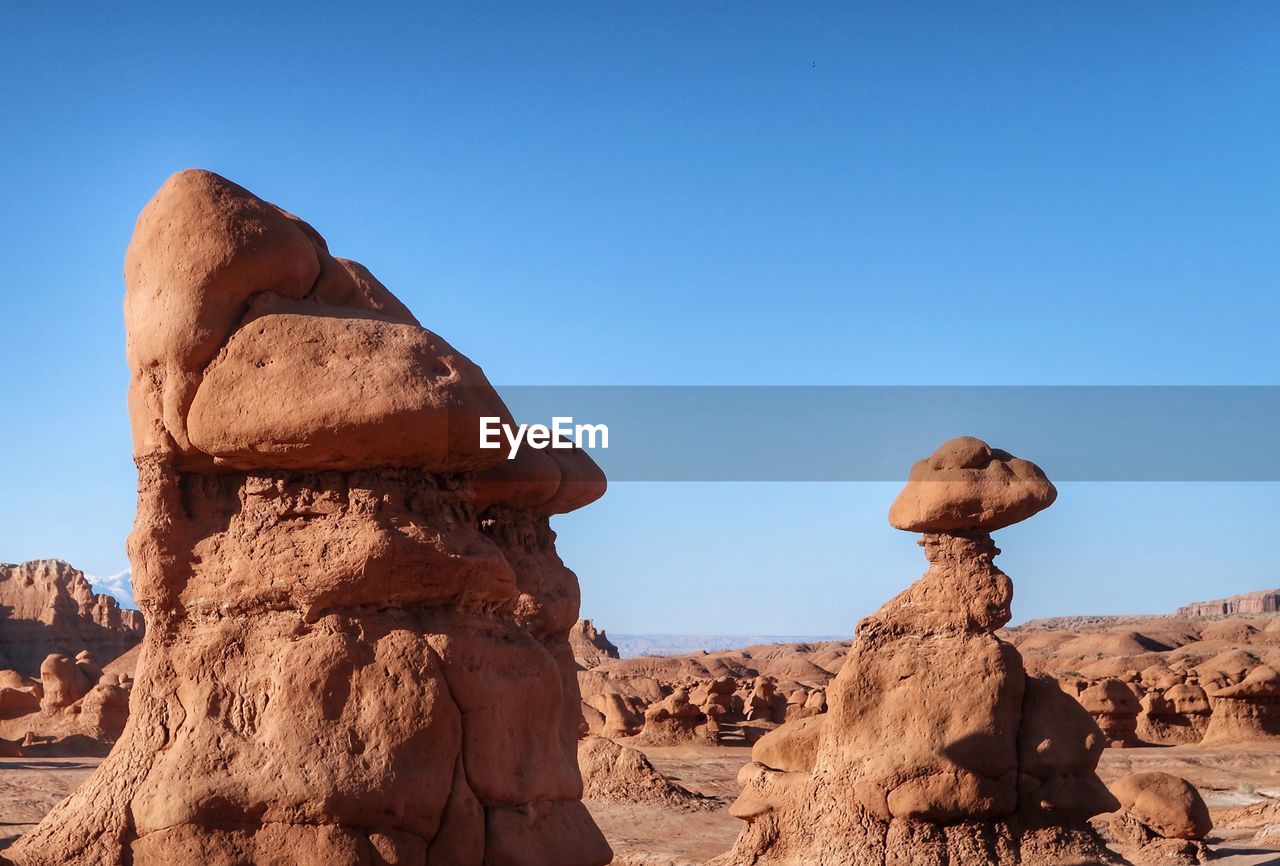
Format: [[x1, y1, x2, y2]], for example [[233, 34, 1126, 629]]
[[8, 723, 1280, 864]]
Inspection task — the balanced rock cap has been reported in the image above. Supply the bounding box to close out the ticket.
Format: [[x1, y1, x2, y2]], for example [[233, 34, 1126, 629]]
[[123, 169, 606, 514], [888, 436, 1057, 533]]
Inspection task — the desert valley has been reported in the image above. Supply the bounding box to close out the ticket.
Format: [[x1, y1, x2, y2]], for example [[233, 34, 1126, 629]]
[[7, 553, 1280, 863]]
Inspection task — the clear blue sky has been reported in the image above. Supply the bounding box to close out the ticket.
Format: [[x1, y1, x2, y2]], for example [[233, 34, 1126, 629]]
[[2, 4, 1279, 633]]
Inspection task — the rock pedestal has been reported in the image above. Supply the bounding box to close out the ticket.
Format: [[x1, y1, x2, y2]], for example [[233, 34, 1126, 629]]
[[4, 171, 610, 866], [718, 437, 1124, 865]]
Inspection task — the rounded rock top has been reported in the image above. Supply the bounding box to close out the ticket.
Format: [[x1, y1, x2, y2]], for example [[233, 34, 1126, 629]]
[[888, 436, 1057, 533]]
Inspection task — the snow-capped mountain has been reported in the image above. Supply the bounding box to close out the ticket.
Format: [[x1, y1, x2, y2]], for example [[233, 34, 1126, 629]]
[[88, 568, 137, 609]]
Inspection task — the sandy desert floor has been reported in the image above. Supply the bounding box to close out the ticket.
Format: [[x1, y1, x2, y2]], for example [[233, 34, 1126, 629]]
[[583, 740, 1280, 866], [0, 758, 101, 852], [7, 744, 1280, 863]]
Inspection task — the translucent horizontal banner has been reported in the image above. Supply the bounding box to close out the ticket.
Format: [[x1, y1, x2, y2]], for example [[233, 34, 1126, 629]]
[[470, 386, 1280, 482]]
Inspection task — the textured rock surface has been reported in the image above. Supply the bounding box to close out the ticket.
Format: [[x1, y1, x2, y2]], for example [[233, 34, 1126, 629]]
[[1109, 773, 1211, 841], [1202, 664, 1280, 744], [0, 560, 144, 677], [1080, 679, 1144, 748], [888, 436, 1057, 533], [570, 619, 620, 669], [4, 170, 610, 866], [717, 437, 1122, 866], [577, 735, 710, 808], [1094, 773, 1211, 865]]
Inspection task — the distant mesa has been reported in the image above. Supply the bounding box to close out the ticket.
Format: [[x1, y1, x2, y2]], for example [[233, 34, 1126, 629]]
[[1177, 588, 1280, 618]]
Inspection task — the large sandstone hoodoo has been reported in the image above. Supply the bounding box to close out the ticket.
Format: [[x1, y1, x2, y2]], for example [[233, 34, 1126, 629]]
[[718, 437, 1123, 865], [5, 171, 611, 866]]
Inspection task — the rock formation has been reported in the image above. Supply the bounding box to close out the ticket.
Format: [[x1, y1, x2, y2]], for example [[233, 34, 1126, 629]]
[[577, 735, 710, 809], [744, 675, 786, 724], [0, 649, 135, 756], [1094, 773, 1211, 865], [638, 687, 708, 744], [4, 170, 610, 866], [570, 619, 620, 669], [1201, 664, 1280, 744], [1079, 679, 1143, 747], [1177, 589, 1280, 618], [1138, 684, 1211, 745], [717, 437, 1123, 865], [0, 560, 144, 677]]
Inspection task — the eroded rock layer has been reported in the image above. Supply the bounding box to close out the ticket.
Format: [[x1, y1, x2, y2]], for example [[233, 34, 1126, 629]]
[[4, 170, 610, 866]]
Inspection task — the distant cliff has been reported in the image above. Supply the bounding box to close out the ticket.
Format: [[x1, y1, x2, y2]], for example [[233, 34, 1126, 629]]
[[0, 559, 145, 677], [1176, 589, 1280, 618]]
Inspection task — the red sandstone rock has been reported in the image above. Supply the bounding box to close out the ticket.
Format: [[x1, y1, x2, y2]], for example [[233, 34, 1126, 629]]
[[1202, 664, 1280, 744], [577, 735, 710, 808], [1177, 589, 1280, 618], [1138, 684, 1211, 745], [716, 437, 1119, 866], [888, 436, 1057, 533], [1094, 772, 1211, 865], [638, 687, 709, 745], [4, 170, 610, 866], [0, 560, 143, 678], [1079, 678, 1144, 747], [569, 619, 620, 669]]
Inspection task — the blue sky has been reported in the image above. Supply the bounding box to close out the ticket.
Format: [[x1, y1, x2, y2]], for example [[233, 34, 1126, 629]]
[[2, 4, 1278, 632]]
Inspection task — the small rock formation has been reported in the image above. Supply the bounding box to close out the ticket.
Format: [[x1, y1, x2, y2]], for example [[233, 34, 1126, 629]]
[[1138, 684, 1211, 745], [1094, 772, 1211, 865], [0, 672, 41, 719], [690, 675, 738, 718], [577, 735, 710, 809], [36, 654, 90, 712], [744, 675, 786, 724], [1079, 679, 1143, 747], [5, 171, 611, 866], [0, 560, 144, 677], [717, 437, 1122, 865], [638, 687, 708, 744], [1201, 664, 1280, 744], [0, 650, 136, 755], [570, 619, 620, 669], [1177, 589, 1280, 617]]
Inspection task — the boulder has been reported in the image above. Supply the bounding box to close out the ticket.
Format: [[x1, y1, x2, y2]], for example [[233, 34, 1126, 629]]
[[1094, 772, 1211, 865], [887, 436, 1057, 533], [569, 619, 620, 669]]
